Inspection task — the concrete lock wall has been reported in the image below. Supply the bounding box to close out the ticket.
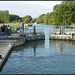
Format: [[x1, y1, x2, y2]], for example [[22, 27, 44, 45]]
[[50, 34, 72, 40], [13, 37, 26, 47]]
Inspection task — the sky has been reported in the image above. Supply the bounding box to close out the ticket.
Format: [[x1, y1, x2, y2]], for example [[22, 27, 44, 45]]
[[0, 1, 62, 18]]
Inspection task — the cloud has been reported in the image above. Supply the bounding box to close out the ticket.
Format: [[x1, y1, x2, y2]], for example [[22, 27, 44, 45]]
[[0, 1, 61, 18], [23, 1, 62, 8]]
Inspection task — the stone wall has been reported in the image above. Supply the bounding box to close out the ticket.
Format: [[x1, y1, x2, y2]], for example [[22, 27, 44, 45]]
[[50, 34, 72, 40]]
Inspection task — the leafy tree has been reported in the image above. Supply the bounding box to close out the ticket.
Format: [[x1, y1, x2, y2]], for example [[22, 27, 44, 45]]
[[9, 14, 21, 22], [36, 14, 45, 24], [44, 12, 55, 24], [53, 1, 75, 25], [62, 1, 75, 23], [0, 10, 9, 23], [44, 13, 52, 24], [31, 18, 37, 23], [22, 15, 32, 23]]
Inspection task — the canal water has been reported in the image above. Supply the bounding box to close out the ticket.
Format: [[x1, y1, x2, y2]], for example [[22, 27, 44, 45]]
[[0, 24, 75, 74]]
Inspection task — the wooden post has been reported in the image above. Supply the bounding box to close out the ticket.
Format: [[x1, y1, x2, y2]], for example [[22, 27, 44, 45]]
[[33, 26, 36, 35], [60, 25, 63, 35], [0, 54, 2, 58]]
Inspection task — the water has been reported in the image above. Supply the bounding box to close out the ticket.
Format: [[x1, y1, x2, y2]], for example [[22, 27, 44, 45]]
[[0, 24, 75, 74], [0, 40, 75, 74]]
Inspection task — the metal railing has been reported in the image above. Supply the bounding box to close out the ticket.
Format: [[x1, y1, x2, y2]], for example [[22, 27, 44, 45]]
[[49, 26, 75, 35], [0, 25, 75, 35], [17, 26, 45, 35]]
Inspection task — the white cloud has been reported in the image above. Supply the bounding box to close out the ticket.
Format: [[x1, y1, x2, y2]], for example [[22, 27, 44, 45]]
[[0, 1, 62, 18], [23, 1, 62, 8]]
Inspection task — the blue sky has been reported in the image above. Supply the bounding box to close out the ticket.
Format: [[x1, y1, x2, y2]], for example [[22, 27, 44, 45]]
[[0, 1, 62, 18]]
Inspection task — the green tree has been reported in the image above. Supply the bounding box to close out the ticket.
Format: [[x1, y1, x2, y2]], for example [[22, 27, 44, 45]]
[[31, 18, 37, 23], [44, 12, 55, 24], [22, 15, 32, 23], [9, 14, 21, 22], [36, 14, 45, 24], [53, 1, 75, 25], [0, 10, 9, 23]]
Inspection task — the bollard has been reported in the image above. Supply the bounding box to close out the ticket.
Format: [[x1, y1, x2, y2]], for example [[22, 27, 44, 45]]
[[33, 26, 36, 35]]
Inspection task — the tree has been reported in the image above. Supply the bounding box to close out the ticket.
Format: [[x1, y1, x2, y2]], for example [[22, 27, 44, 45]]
[[22, 15, 32, 23], [0, 10, 9, 23], [9, 14, 21, 22], [61, 1, 75, 23], [44, 12, 55, 25], [31, 18, 37, 23], [53, 1, 75, 25], [36, 14, 45, 24]]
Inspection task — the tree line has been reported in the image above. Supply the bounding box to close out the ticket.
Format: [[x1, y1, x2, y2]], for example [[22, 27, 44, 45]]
[[0, 10, 37, 23], [36, 1, 75, 25], [0, 1, 75, 26]]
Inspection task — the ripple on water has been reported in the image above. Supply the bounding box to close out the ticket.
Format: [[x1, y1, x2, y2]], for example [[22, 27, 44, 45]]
[[0, 39, 75, 74]]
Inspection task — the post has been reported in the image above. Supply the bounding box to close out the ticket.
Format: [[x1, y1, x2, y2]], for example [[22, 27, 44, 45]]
[[60, 25, 63, 35], [62, 22, 65, 34], [20, 26, 22, 33], [20, 22, 22, 33], [13, 27, 14, 32], [0, 54, 2, 58], [33, 26, 36, 35], [72, 34, 74, 40], [22, 23, 24, 33]]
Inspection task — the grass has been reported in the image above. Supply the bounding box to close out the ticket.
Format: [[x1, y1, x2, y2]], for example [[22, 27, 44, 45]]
[[28, 23, 33, 26], [0, 22, 21, 28], [0, 22, 34, 28]]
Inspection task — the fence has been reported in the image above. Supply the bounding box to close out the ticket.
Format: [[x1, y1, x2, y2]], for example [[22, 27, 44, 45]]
[[17, 26, 45, 35], [0, 25, 75, 35], [49, 26, 75, 35]]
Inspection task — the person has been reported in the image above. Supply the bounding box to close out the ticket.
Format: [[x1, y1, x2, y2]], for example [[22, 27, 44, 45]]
[[1, 24, 5, 34], [63, 22, 65, 26]]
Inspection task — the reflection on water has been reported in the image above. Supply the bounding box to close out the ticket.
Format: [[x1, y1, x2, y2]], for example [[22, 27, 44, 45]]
[[45, 28, 49, 40], [45, 40, 50, 48], [0, 40, 75, 74], [60, 44, 63, 52], [33, 45, 36, 56], [50, 40, 75, 54]]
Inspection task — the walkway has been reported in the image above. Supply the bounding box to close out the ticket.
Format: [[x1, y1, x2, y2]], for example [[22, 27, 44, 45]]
[[0, 35, 8, 40], [0, 34, 13, 70]]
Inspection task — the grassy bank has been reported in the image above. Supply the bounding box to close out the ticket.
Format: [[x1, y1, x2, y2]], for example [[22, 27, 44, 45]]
[[0, 22, 20, 28], [0, 22, 34, 28]]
